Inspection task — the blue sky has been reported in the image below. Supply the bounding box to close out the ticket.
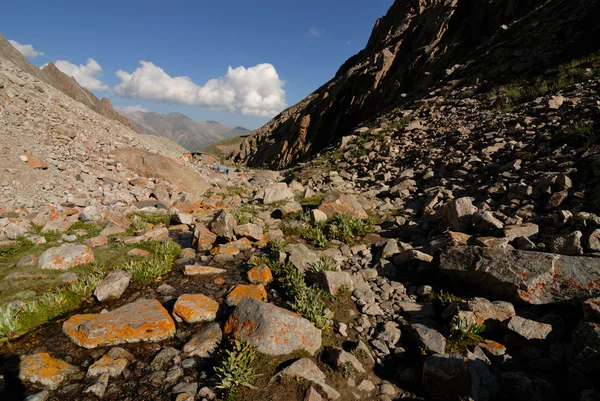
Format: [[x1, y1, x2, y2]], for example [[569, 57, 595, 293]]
[[2, 0, 392, 129]]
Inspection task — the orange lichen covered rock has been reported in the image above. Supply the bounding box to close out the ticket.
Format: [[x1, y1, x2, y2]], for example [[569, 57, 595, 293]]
[[19, 353, 79, 390], [210, 238, 252, 256], [247, 264, 273, 285], [225, 298, 321, 356], [38, 244, 95, 270], [173, 294, 219, 323], [226, 284, 267, 306], [63, 299, 175, 349], [85, 235, 109, 248]]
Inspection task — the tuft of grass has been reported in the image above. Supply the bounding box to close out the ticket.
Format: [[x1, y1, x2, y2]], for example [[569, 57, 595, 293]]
[[324, 215, 371, 243], [493, 50, 600, 109], [29, 225, 61, 242], [215, 340, 257, 395], [122, 239, 180, 284]]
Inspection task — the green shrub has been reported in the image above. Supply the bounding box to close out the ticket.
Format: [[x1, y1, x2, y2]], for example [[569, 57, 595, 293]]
[[215, 340, 257, 392]]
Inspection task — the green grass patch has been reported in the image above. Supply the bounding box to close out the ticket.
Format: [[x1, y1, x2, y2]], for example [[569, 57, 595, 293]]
[[0, 238, 180, 343], [66, 221, 106, 240], [0, 238, 35, 262], [121, 240, 181, 284], [299, 193, 325, 207], [493, 50, 600, 109], [565, 120, 599, 149], [29, 225, 61, 243], [128, 211, 171, 226], [286, 214, 371, 249]]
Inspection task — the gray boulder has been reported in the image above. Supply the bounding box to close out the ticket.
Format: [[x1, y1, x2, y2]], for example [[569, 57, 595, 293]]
[[423, 353, 496, 401], [440, 246, 600, 304], [94, 270, 131, 302], [209, 209, 236, 240], [224, 298, 321, 355]]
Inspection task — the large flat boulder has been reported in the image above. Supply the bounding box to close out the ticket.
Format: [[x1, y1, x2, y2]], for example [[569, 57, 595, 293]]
[[113, 148, 210, 201], [39, 244, 95, 270], [440, 246, 600, 304], [63, 299, 175, 348], [224, 297, 321, 356]]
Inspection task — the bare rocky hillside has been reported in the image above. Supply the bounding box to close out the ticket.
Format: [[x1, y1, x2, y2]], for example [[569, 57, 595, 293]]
[[0, 33, 141, 134], [0, 56, 211, 212]]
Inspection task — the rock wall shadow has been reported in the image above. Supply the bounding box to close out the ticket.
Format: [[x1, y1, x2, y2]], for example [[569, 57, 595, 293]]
[[0, 353, 26, 400]]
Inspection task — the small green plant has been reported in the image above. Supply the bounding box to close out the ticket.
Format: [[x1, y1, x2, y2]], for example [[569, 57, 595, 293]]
[[58, 103, 69, 110], [256, 254, 330, 328], [309, 256, 338, 273], [67, 221, 104, 239], [29, 225, 61, 242], [290, 286, 330, 329], [296, 225, 330, 249], [215, 340, 257, 393], [340, 361, 356, 378], [0, 305, 20, 338], [450, 316, 486, 343], [130, 219, 147, 232], [265, 238, 288, 253], [428, 291, 461, 310]]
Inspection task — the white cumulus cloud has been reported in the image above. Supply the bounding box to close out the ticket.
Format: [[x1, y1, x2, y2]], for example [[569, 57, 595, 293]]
[[114, 61, 286, 117], [117, 105, 149, 113], [48, 58, 109, 91], [8, 39, 44, 59]]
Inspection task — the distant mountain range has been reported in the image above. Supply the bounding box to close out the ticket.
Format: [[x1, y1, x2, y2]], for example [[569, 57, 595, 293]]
[[120, 110, 249, 152]]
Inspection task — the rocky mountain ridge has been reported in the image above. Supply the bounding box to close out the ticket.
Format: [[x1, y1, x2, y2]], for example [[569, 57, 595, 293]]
[[231, 0, 600, 169], [0, 33, 141, 135], [120, 109, 248, 152]]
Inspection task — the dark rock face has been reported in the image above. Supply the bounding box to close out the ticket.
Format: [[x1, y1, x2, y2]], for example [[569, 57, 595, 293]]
[[231, 0, 600, 170]]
